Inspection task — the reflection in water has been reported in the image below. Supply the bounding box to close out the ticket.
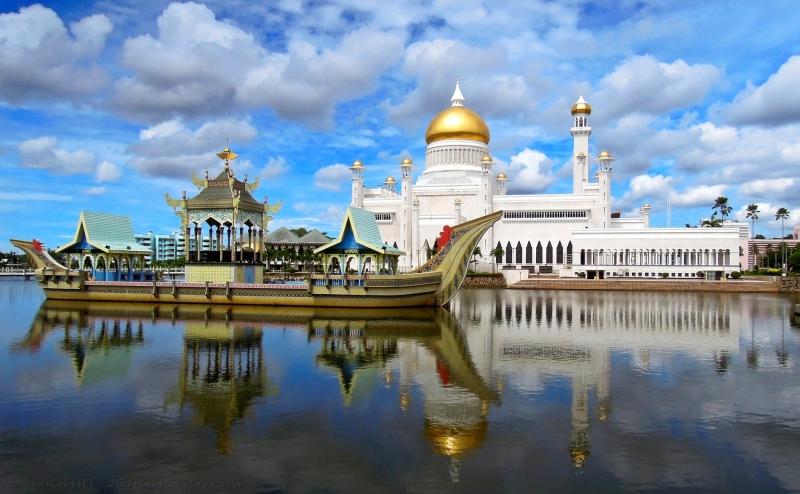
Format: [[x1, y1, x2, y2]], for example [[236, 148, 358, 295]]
[[12, 303, 148, 384], [452, 290, 743, 468], [5, 289, 798, 491], [308, 308, 499, 482]]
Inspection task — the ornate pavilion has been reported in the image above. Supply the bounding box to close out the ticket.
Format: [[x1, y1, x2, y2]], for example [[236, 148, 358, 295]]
[[314, 206, 404, 279], [166, 147, 282, 284], [55, 211, 154, 281]]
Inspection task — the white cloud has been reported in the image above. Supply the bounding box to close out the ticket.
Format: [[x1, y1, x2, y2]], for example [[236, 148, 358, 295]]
[[0, 5, 112, 103], [671, 184, 727, 208], [260, 157, 288, 180], [319, 205, 345, 225], [495, 149, 556, 193], [739, 178, 795, 197], [126, 118, 257, 178], [0, 191, 72, 201], [84, 186, 107, 195], [313, 164, 351, 191], [293, 202, 312, 214], [615, 174, 671, 211], [96, 161, 122, 183], [18, 137, 96, 174], [593, 56, 720, 120], [726, 56, 800, 126], [111, 2, 404, 126]]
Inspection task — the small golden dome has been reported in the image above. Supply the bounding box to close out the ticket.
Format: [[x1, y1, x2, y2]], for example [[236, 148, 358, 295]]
[[413, 198, 420, 203], [481, 155, 492, 162], [352, 160, 363, 167], [571, 95, 592, 115], [401, 158, 412, 165], [577, 151, 585, 157], [386, 177, 396, 183], [425, 106, 490, 144], [497, 173, 507, 179], [455, 198, 461, 203], [598, 150, 611, 159]]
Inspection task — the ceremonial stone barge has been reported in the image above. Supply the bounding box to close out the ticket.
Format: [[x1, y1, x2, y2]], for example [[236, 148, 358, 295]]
[[11, 148, 501, 308]]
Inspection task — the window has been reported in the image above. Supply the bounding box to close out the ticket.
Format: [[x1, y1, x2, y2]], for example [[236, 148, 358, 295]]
[[503, 211, 587, 220], [374, 213, 393, 223]]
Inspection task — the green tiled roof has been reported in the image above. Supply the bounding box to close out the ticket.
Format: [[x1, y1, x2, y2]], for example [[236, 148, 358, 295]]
[[316, 207, 404, 255], [298, 229, 332, 244], [57, 211, 152, 254], [264, 227, 301, 244]]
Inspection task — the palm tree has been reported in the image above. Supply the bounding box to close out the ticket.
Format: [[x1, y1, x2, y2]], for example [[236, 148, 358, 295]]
[[701, 213, 722, 228], [751, 243, 760, 270], [713, 196, 732, 224], [776, 207, 790, 269], [490, 246, 504, 273], [746, 203, 759, 237], [470, 247, 482, 269]]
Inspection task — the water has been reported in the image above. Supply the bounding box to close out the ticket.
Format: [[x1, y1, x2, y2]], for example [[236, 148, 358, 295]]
[[1, 279, 799, 493]]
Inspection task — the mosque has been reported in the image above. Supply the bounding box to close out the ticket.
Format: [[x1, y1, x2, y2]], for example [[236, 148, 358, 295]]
[[351, 80, 748, 280]]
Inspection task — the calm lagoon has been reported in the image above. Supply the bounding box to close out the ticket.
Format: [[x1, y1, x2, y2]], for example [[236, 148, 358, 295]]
[[1, 279, 799, 493]]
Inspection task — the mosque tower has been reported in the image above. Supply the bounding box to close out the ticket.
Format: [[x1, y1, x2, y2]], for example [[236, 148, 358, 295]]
[[350, 160, 364, 208], [571, 95, 592, 194]]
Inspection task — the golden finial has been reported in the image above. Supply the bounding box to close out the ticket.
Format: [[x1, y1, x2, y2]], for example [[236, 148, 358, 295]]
[[216, 140, 238, 170]]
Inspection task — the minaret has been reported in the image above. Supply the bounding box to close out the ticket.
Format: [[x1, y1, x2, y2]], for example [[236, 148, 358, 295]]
[[639, 203, 651, 228], [480, 156, 494, 255], [350, 160, 364, 208], [571, 95, 592, 194], [412, 198, 420, 268], [595, 151, 614, 229], [400, 159, 414, 265], [454, 198, 462, 225], [496, 173, 508, 196]]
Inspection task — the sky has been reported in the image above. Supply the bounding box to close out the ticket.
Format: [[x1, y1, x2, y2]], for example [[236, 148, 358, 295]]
[[1, 0, 800, 252]]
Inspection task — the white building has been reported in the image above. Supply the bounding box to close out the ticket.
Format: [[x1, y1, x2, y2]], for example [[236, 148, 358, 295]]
[[352, 79, 747, 280]]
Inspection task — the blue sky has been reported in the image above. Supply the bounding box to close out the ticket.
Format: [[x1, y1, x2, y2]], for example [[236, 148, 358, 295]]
[[2, 0, 800, 252]]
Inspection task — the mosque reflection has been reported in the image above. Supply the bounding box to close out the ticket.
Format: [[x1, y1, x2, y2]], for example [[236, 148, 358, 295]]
[[13, 290, 750, 472]]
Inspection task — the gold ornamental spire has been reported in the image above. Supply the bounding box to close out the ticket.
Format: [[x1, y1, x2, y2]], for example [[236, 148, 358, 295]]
[[216, 142, 238, 170]]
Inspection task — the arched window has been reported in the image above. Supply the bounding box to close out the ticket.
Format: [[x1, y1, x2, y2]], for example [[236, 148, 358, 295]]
[[546, 241, 553, 264], [505, 242, 513, 264], [567, 241, 573, 264], [515, 241, 523, 264], [556, 241, 564, 264], [525, 241, 533, 264], [536, 241, 543, 264], [580, 249, 585, 265], [495, 241, 503, 263]]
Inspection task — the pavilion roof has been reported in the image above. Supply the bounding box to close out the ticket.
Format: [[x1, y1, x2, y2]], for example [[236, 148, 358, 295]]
[[315, 207, 404, 255], [187, 170, 263, 211], [264, 227, 301, 244], [298, 229, 332, 245], [56, 211, 152, 255]]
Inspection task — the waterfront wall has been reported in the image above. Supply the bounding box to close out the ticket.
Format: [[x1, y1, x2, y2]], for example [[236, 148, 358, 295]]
[[509, 278, 780, 293], [463, 274, 507, 288], [779, 277, 800, 292]]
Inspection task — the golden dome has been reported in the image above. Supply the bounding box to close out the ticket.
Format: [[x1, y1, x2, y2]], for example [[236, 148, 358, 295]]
[[386, 177, 396, 183], [401, 158, 412, 165], [455, 198, 461, 203], [571, 94, 592, 115], [423, 419, 487, 458], [425, 106, 490, 144], [352, 160, 363, 167], [497, 173, 507, 179], [598, 150, 611, 159], [481, 155, 492, 162], [413, 198, 420, 203]]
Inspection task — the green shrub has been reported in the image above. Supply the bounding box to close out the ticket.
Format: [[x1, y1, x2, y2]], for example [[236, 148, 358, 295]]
[[660, 272, 669, 278], [576, 272, 586, 278], [696, 271, 706, 279], [767, 268, 782, 275], [731, 271, 742, 279]]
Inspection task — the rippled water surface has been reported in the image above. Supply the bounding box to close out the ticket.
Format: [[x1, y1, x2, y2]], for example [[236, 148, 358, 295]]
[[1, 279, 799, 493]]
